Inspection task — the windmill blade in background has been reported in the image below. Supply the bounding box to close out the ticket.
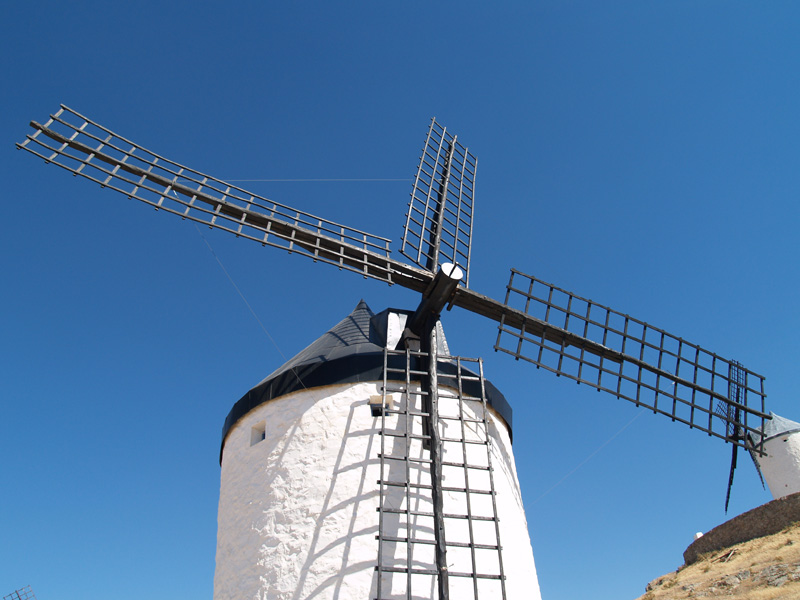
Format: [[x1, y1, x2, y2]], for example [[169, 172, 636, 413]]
[[721, 362, 766, 511], [723, 362, 745, 512], [17, 105, 433, 293], [723, 432, 767, 512], [3, 587, 37, 600], [724, 442, 739, 513], [495, 269, 768, 451], [746, 434, 767, 487], [401, 118, 477, 285]]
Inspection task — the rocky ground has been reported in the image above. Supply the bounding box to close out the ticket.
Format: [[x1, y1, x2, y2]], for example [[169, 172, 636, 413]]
[[635, 522, 800, 599]]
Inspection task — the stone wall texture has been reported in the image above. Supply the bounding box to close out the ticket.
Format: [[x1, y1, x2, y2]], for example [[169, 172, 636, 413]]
[[213, 381, 541, 600], [683, 492, 800, 565]]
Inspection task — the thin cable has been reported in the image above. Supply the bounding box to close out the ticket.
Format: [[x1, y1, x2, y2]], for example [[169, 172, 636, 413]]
[[531, 410, 646, 505], [193, 223, 308, 391]]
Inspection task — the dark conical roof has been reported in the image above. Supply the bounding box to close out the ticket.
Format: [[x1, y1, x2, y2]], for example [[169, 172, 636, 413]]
[[763, 412, 800, 442], [258, 298, 381, 385], [220, 300, 512, 460]]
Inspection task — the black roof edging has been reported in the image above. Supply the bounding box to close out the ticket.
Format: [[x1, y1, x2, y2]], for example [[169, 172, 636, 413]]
[[219, 301, 513, 463]]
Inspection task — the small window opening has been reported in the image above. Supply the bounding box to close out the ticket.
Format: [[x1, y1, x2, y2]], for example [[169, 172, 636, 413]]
[[250, 421, 266, 446], [369, 393, 395, 417]]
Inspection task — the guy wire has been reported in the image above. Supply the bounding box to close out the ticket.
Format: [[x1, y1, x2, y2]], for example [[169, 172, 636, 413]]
[[194, 223, 308, 391]]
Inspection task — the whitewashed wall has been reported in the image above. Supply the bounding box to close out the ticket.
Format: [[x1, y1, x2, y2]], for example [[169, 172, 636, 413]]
[[214, 380, 541, 600], [760, 431, 800, 500]]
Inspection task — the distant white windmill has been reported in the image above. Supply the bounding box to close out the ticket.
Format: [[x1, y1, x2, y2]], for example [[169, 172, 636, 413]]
[[19, 106, 789, 599], [753, 413, 800, 500]]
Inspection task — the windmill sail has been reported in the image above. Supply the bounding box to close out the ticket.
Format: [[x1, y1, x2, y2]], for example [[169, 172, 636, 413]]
[[377, 349, 507, 599], [402, 118, 477, 285], [17, 105, 430, 290], [495, 269, 768, 452]]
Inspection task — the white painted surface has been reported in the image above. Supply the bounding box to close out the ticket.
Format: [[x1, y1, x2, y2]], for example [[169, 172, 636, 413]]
[[385, 312, 408, 351], [760, 430, 800, 500], [440, 262, 463, 281], [213, 380, 541, 600]]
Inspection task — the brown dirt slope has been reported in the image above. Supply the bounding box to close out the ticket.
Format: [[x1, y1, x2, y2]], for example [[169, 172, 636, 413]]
[[635, 522, 800, 600]]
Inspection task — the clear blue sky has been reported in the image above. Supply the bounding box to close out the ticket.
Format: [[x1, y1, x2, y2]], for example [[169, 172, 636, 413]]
[[3, 3, 798, 599]]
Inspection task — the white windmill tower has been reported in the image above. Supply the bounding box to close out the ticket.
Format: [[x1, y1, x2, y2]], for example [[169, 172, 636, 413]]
[[214, 299, 538, 598], [18, 106, 784, 600], [752, 413, 800, 500]]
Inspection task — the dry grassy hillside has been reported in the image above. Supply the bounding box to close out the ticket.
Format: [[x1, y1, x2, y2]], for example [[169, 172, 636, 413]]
[[635, 522, 800, 600]]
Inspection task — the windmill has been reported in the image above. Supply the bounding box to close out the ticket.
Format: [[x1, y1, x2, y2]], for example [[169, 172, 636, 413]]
[[17, 106, 771, 599]]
